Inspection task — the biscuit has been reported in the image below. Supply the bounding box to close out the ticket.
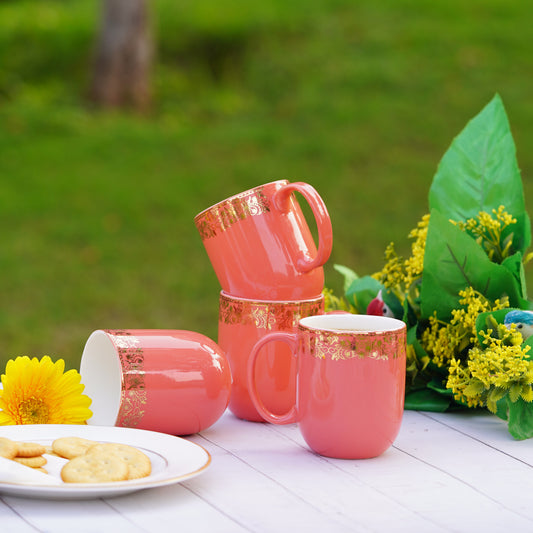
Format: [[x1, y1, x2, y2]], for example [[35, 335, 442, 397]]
[[13, 455, 47, 468], [61, 454, 129, 483], [0, 437, 18, 460], [16, 442, 47, 458], [87, 443, 151, 480], [52, 437, 97, 459]]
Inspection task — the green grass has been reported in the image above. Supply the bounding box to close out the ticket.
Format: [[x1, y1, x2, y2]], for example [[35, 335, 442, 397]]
[[1, 0, 533, 370]]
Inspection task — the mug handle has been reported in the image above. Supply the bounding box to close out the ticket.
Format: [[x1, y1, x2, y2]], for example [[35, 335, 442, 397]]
[[272, 182, 333, 273], [247, 331, 299, 425]]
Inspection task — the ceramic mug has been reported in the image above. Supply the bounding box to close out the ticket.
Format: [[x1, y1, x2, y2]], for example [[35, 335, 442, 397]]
[[80, 329, 232, 435], [218, 291, 325, 422], [247, 314, 407, 459], [195, 180, 333, 300]]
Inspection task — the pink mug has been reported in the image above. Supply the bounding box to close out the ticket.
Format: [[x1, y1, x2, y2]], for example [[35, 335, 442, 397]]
[[80, 329, 232, 435], [195, 180, 333, 300], [247, 314, 407, 459], [218, 291, 324, 422]]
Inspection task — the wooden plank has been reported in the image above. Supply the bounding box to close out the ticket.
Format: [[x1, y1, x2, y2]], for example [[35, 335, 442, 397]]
[[267, 410, 533, 531], [396, 412, 533, 521], [108, 482, 248, 533], [186, 412, 449, 532], [182, 435, 359, 532], [0, 500, 39, 533], [3, 409, 533, 531], [3, 497, 147, 533], [424, 410, 533, 464]]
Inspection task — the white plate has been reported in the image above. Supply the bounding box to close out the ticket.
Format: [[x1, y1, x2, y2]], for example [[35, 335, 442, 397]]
[[0, 424, 211, 500]]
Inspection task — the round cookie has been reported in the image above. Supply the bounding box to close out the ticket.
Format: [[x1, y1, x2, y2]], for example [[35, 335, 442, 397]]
[[16, 442, 47, 458], [87, 443, 151, 480], [52, 437, 97, 459], [0, 437, 18, 460], [61, 454, 129, 483], [13, 455, 47, 468]]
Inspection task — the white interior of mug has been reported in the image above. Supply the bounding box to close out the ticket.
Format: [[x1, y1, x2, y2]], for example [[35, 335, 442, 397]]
[[79, 330, 122, 426], [300, 313, 405, 332]]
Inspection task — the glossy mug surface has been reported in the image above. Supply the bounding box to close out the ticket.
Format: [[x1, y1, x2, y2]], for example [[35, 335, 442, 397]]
[[247, 314, 407, 459], [195, 180, 333, 300], [80, 329, 232, 435], [217, 292, 324, 422]]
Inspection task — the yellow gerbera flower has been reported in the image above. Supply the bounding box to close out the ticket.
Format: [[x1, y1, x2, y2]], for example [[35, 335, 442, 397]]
[[0, 356, 92, 425]]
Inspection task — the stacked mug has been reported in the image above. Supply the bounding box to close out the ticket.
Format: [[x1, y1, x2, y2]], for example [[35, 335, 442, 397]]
[[195, 180, 333, 422], [78, 179, 407, 460]]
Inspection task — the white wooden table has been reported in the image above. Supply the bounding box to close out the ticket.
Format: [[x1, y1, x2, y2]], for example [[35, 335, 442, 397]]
[[2, 409, 533, 532]]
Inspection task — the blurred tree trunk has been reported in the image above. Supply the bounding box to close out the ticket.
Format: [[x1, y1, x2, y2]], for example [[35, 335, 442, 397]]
[[90, 0, 153, 112]]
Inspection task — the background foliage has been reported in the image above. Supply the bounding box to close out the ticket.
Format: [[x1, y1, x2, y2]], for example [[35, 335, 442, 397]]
[[1, 0, 533, 370]]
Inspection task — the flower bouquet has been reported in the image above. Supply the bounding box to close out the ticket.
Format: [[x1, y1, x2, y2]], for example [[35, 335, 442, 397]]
[[327, 94, 533, 440]]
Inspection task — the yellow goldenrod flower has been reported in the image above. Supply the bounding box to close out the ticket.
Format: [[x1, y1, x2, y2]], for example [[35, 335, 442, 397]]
[[323, 288, 355, 313], [446, 358, 484, 408], [451, 206, 517, 262], [336, 204, 529, 426], [404, 214, 430, 288], [373, 242, 405, 290], [376, 207, 515, 314], [421, 288, 509, 368], [421, 315, 460, 368], [373, 214, 430, 309], [446, 324, 533, 413], [0, 356, 92, 425]]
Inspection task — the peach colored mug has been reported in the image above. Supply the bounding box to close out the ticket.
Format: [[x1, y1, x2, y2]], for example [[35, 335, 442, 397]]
[[247, 314, 407, 459], [80, 329, 232, 435], [218, 291, 324, 422], [195, 180, 333, 300]]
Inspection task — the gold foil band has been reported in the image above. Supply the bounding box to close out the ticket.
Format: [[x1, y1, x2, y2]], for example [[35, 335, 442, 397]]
[[195, 186, 272, 240], [301, 327, 406, 361], [219, 295, 324, 331], [107, 330, 147, 428]]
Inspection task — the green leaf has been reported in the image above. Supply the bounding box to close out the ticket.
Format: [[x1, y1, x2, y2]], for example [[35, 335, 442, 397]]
[[523, 335, 533, 360], [488, 387, 507, 404], [344, 275, 382, 313], [404, 388, 452, 412], [502, 252, 528, 301], [429, 94, 531, 254], [402, 297, 419, 329], [405, 326, 432, 390], [474, 308, 512, 344], [406, 326, 430, 369], [333, 264, 359, 293], [494, 397, 509, 420], [420, 210, 522, 321], [509, 383, 521, 403], [506, 397, 533, 440], [475, 308, 533, 360], [477, 308, 511, 328], [427, 377, 454, 396]]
